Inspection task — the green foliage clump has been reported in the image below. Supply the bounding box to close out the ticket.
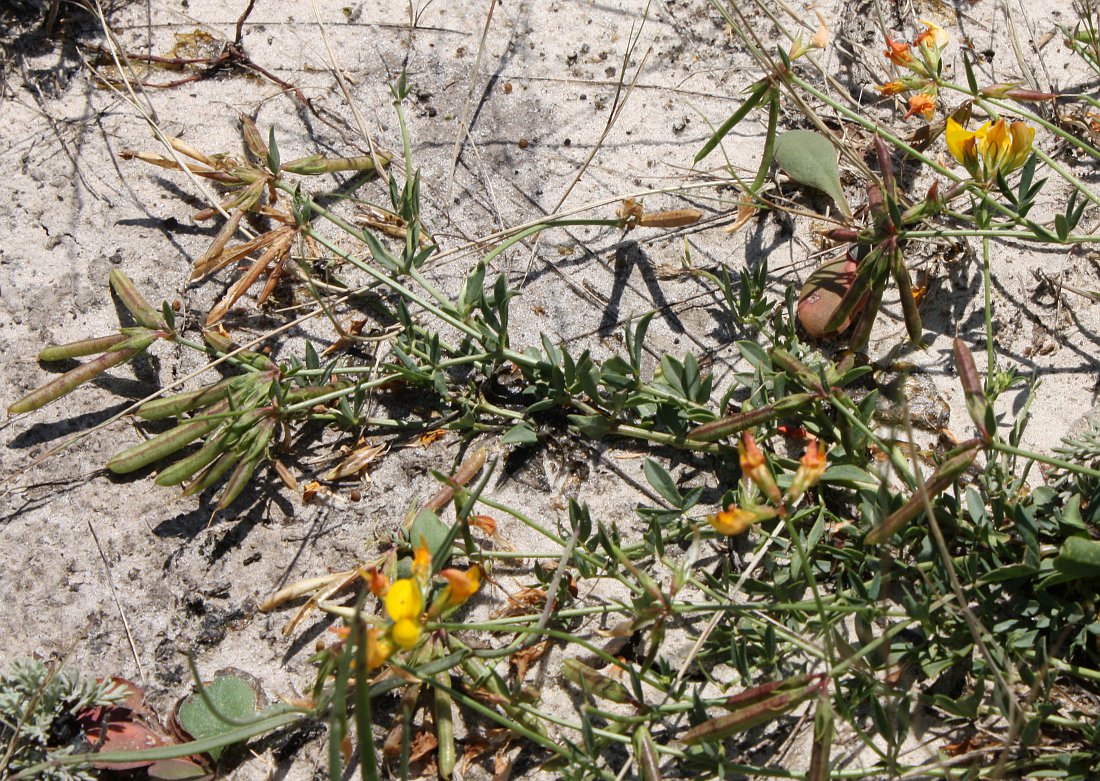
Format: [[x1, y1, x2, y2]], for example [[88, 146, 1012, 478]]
[[0, 659, 123, 781]]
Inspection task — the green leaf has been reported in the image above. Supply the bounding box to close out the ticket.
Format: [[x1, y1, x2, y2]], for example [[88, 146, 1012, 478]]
[[774, 130, 851, 219], [568, 414, 611, 439], [820, 464, 879, 490], [695, 80, 770, 163], [502, 422, 539, 445], [561, 659, 634, 704], [176, 673, 262, 761], [1053, 536, 1100, 579], [409, 507, 451, 561], [643, 458, 682, 507], [267, 127, 280, 173]]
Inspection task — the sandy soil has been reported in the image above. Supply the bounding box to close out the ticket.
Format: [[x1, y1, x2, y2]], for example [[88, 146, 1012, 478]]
[[2, 0, 1099, 777]]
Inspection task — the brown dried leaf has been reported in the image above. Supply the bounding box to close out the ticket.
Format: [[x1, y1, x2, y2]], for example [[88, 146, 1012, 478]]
[[322, 442, 388, 481]]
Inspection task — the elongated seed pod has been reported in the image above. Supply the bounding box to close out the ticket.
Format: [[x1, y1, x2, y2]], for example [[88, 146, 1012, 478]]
[[38, 333, 130, 362], [8, 345, 147, 416], [109, 270, 163, 330], [433, 678, 456, 780], [893, 250, 923, 344], [953, 336, 990, 441], [106, 400, 229, 473], [864, 444, 980, 544], [768, 348, 823, 393], [203, 330, 274, 370], [687, 393, 816, 442], [136, 377, 240, 421], [281, 153, 389, 175], [240, 114, 269, 163], [182, 450, 240, 497], [638, 208, 703, 229], [822, 248, 883, 335], [217, 427, 273, 505], [154, 430, 230, 487], [846, 283, 885, 354], [216, 455, 263, 510], [283, 381, 350, 407], [633, 726, 662, 781]]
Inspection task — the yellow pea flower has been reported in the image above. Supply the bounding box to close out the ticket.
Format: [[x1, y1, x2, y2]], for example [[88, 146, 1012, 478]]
[[384, 578, 424, 651], [945, 117, 1034, 182], [391, 618, 422, 650], [385, 578, 423, 621]]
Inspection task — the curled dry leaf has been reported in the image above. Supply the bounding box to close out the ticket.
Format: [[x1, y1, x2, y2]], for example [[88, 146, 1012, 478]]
[[322, 441, 388, 481]]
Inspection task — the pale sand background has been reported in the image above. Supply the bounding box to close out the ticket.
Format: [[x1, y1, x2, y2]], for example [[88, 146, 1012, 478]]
[[2, 0, 1098, 776]]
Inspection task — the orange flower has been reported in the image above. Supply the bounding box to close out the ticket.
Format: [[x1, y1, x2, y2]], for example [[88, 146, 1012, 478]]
[[785, 438, 827, 504], [412, 543, 432, 582], [878, 80, 908, 96], [433, 565, 483, 616], [904, 92, 936, 120], [883, 36, 914, 66], [708, 504, 778, 536], [365, 627, 395, 670], [913, 19, 948, 51], [363, 566, 388, 597], [739, 432, 784, 511]]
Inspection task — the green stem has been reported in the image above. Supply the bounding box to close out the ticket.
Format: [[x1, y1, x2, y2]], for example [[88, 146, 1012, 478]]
[[990, 441, 1100, 479]]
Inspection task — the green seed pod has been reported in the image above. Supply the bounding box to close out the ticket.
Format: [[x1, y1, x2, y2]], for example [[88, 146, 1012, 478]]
[[136, 377, 242, 421], [38, 333, 130, 362], [864, 444, 980, 544], [768, 348, 823, 393], [109, 270, 163, 330], [953, 336, 990, 441], [281, 153, 388, 175], [434, 678, 456, 781], [182, 450, 240, 498], [107, 400, 229, 473], [154, 430, 230, 486], [8, 344, 149, 416], [893, 250, 923, 345], [204, 330, 274, 370], [687, 393, 816, 442]]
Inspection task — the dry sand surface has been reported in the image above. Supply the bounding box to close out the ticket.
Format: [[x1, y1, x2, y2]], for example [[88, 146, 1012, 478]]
[[2, 0, 1099, 777]]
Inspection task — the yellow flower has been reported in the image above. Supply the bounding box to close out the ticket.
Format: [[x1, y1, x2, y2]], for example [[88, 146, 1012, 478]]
[[384, 578, 424, 651], [878, 80, 908, 96], [946, 117, 1034, 181], [391, 618, 421, 650], [385, 578, 423, 622], [914, 19, 948, 51]]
